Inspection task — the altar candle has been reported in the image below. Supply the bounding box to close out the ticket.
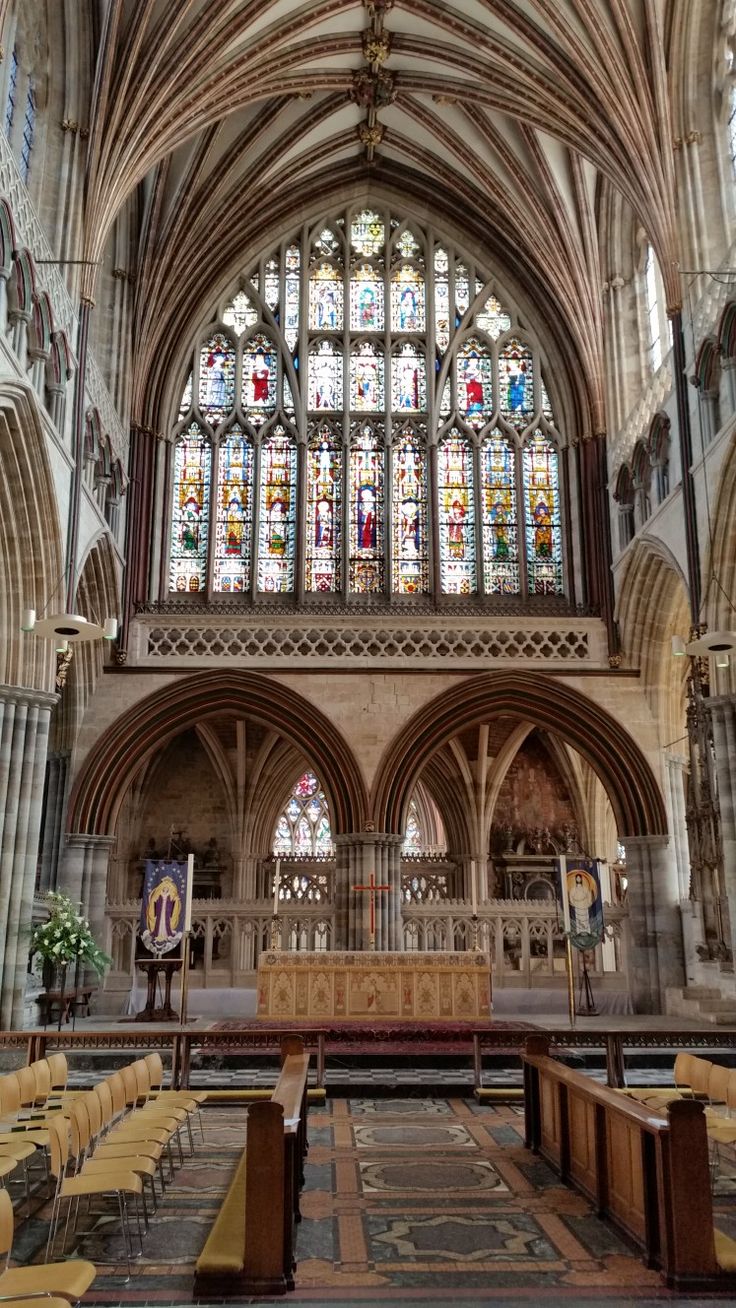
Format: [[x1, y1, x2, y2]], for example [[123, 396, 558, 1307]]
[[273, 858, 281, 916], [470, 859, 478, 916], [184, 853, 194, 933]]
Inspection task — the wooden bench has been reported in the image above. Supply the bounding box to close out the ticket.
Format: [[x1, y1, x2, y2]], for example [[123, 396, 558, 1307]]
[[522, 1034, 736, 1290], [194, 1034, 309, 1297], [36, 988, 95, 1026]]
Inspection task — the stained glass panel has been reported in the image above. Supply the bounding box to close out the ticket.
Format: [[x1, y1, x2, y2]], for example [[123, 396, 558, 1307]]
[[349, 424, 384, 592], [396, 228, 420, 260], [214, 428, 254, 592], [481, 433, 519, 594], [434, 247, 450, 352], [306, 427, 342, 592], [272, 771, 333, 856], [523, 432, 563, 594], [296, 772, 318, 798], [284, 244, 300, 349], [455, 262, 470, 321], [315, 227, 340, 257], [264, 257, 279, 310], [541, 379, 553, 421], [170, 424, 211, 592], [242, 333, 277, 420], [440, 378, 452, 416], [390, 266, 426, 332], [350, 210, 384, 257], [457, 338, 493, 428], [500, 338, 534, 428], [223, 291, 257, 334], [309, 261, 343, 331], [350, 341, 384, 411], [391, 343, 426, 412], [438, 432, 476, 593], [198, 333, 235, 424], [257, 429, 297, 592], [350, 264, 384, 330], [475, 292, 511, 340], [403, 799, 423, 852], [392, 432, 429, 594], [178, 371, 192, 419], [308, 340, 343, 410]]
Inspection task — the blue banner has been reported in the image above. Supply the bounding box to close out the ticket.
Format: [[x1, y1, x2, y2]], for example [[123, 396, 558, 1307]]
[[138, 860, 189, 956], [556, 856, 605, 950]]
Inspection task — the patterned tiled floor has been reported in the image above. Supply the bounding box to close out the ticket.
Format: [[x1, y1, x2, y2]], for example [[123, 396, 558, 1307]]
[[7, 1099, 736, 1306]]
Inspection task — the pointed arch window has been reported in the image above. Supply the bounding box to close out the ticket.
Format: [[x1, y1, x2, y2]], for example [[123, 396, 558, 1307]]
[[170, 424, 211, 591], [273, 770, 334, 856], [168, 209, 568, 603]]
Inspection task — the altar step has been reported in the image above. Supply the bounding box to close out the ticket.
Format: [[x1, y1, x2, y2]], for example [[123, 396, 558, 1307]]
[[665, 984, 736, 1024]]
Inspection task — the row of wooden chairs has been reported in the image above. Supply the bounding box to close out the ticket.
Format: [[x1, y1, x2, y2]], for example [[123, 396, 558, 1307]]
[[623, 1052, 736, 1166]]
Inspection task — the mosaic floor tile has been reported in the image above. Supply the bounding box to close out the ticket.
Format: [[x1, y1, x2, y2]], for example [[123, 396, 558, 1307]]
[[359, 1156, 510, 1193], [353, 1122, 475, 1149], [369, 1211, 558, 1262]]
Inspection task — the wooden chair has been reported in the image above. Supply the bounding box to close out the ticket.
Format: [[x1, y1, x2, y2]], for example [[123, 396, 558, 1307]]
[[68, 1097, 160, 1214], [625, 1052, 696, 1105], [143, 1052, 206, 1142], [0, 1185, 95, 1304], [45, 1117, 145, 1279]]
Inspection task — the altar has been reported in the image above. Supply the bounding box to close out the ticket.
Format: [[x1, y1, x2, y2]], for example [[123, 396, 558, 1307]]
[[256, 950, 492, 1021]]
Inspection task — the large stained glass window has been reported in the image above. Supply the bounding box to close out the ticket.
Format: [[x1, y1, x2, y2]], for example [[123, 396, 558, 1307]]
[[438, 432, 476, 593], [170, 425, 211, 591], [170, 209, 566, 602], [273, 770, 334, 857], [481, 433, 518, 593], [392, 428, 428, 594], [306, 425, 342, 593], [349, 423, 384, 593], [214, 428, 253, 592], [257, 429, 297, 592], [523, 433, 563, 594]]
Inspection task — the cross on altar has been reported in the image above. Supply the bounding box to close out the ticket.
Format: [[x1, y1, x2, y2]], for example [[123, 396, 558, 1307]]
[[352, 872, 391, 948]]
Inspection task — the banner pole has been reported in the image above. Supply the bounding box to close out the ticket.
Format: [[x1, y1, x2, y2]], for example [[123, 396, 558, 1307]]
[[565, 937, 576, 1029], [180, 854, 194, 1028]]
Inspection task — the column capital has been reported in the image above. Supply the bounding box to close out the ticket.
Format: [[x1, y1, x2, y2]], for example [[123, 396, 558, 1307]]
[[334, 832, 403, 849], [0, 684, 58, 711], [665, 753, 688, 772], [706, 693, 736, 715], [64, 832, 116, 850], [619, 834, 670, 851]]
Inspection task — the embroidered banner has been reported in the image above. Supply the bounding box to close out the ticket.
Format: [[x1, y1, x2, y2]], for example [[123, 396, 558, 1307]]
[[138, 860, 189, 956], [556, 855, 605, 950]]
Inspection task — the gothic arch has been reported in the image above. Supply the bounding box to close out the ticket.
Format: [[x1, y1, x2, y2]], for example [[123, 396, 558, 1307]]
[[373, 672, 667, 840], [615, 536, 690, 746], [67, 671, 367, 837]]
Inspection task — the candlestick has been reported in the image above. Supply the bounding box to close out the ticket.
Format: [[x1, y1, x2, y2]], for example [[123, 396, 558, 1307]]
[[273, 857, 281, 916]]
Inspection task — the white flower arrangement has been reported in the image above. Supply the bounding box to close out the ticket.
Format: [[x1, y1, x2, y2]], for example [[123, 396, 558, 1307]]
[[32, 890, 111, 976]]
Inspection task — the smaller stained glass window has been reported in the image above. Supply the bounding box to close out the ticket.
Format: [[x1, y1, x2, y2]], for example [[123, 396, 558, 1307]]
[[306, 426, 342, 593], [257, 429, 297, 592], [523, 432, 563, 594], [499, 338, 534, 428], [455, 261, 470, 321], [264, 257, 279, 310], [309, 261, 343, 331], [308, 340, 343, 410], [284, 244, 300, 349], [178, 372, 192, 419], [481, 433, 519, 594], [391, 343, 426, 412], [214, 428, 254, 592], [403, 799, 423, 853], [350, 341, 384, 411], [242, 333, 277, 420], [223, 291, 257, 334], [315, 227, 340, 257], [350, 210, 384, 257], [391, 266, 425, 332], [170, 424, 212, 592], [541, 379, 553, 421], [434, 247, 450, 352], [350, 264, 384, 331], [349, 424, 384, 593], [457, 338, 493, 428], [475, 293, 511, 340], [439, 377, 452, 417], [395, 228, 421, 260], [438, 432, 476, 593], [392, 431, 429, 594], [199, 333, 235, 424], [273, 771, 333, 856]]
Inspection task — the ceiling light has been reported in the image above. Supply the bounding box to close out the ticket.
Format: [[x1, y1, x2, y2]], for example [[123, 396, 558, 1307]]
[[32, 613, 106, 642], [671, 634, 686, 656]]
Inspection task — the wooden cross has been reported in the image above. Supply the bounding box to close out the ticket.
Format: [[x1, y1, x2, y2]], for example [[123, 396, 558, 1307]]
[[352, 872, 391, 949]]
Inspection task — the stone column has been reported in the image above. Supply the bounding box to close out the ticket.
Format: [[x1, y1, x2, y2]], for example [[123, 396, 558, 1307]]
[[37, 750, 70, 892], [708, 695, 736, 966], [622, 834, 684, 1012], [59, 833, 116, 981], [334, 833, 403, 951], [0, 685, 57, 1028]]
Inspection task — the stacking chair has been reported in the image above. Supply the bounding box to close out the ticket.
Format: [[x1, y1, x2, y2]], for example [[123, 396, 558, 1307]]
[[99, 1075, 172, 1187], [143, 1052, 206, 1142], [0, 1074, 63, 1131], [117, 1065, 186, 1166], [45, 1116, 144, 1281], [69, 1097, 160, 1214], [624, 1051, 695, 1105], [0, 1186, 95, 1304], [131, 1061, 194, 1155], [101, 1072, 181, 1176]]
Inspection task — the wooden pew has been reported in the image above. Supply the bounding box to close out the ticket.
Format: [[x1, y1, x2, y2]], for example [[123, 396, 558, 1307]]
[[194, 1035, 310, 1297], [522, 1034, 735, 1290]]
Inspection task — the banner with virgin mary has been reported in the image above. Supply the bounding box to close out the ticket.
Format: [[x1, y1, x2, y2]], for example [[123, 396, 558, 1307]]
[[138, 860, 189, 957], [556, 856, 604, 950]]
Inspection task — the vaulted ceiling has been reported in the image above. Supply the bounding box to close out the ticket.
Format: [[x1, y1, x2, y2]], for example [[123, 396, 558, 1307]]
[[79, 0, 704, 432]]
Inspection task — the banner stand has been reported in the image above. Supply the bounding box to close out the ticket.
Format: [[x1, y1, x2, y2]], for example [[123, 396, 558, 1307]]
[[180, 853, 194, 1028]]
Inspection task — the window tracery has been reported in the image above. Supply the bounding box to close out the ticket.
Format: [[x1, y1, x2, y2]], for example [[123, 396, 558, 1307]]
[[273, 771, 334, 856], [168, 208, 565, 600]]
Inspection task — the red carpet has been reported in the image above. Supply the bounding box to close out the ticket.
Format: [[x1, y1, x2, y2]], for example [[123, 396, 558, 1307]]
[[209, 1018, 536, 1056]]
